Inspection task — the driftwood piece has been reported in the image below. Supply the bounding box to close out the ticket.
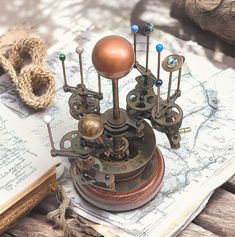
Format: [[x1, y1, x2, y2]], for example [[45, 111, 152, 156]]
[[174, 0, 235, 44], [5, 215, 63, 237], [33, 193, 60, 215], [178, 223, 220, 237], [194, 188, 235, 237], [223, 175, 235, 194]]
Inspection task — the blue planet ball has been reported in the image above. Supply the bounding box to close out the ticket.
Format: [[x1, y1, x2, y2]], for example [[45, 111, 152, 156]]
[[156, 44, 164, 53], [131, 24, 139, 33], [167, 57, 178, 68], [155, 79, 163, 87]]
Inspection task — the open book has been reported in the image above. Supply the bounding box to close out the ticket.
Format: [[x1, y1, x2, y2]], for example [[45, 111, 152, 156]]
[[0, 104, 60, 234]]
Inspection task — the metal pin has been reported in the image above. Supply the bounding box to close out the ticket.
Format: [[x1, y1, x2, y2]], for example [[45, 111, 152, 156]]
[[61, 61, 67, 87], [76, 47, 85, 89], [157, 87, 160, 115], [134, 33, 137, 63], [43, 115, 56, 152], [155, 79, 163, 115], [144, 23, 154, 73], [179, 127, 191, 134], [157, 51, 160, 79], [59, 53, 68, 91], [167, 72, 173, 103], [131, 24, 139, 64], [156, 44, 163, 79]]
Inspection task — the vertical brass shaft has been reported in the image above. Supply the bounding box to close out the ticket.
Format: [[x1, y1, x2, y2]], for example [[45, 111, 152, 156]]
[[111, 80, 125, 158], [167, 72, 173, 103], [113, 136, 123, 152], [177, 68, 182, 92], [98, 74, 101, 94], [146, 34, 150, 72], [112, 80, 120, 119]]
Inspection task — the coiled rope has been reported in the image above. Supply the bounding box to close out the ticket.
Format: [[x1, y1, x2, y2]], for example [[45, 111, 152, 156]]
[[0, 37, 55, 110]]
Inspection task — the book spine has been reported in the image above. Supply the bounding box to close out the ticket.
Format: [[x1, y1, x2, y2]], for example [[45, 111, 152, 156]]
[[0, 174, 57, 234]]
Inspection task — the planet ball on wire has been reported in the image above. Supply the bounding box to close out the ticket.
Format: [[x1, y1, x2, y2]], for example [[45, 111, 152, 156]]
[[78, 114, 104, 140], [92, 35, 135, 80]]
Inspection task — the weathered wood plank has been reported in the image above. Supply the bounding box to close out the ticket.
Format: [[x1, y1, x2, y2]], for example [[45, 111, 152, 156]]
[[178, 223, 220, 237], [0, 234, 13, 237], [32, 193, 59, 215], [223, 175, 235, 194], [194, 188, 235, 237], [5, 215, 63, 237]]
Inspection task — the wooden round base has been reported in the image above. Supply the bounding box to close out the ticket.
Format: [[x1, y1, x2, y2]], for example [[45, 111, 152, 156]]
[[73, 147, 165, 211]]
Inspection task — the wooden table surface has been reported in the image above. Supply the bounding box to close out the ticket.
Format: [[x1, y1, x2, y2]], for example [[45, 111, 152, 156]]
[[1, 177, 234, 237], [0, 0, 234, 236]]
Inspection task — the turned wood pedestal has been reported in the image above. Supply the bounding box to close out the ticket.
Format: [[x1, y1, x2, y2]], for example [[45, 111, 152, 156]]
[[73, 147, 165, 211]]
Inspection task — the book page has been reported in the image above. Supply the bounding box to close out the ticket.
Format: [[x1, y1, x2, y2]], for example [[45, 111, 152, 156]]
[[0, 104, 58, 214]]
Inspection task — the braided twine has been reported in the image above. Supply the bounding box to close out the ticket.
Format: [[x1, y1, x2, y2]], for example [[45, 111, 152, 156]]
[[0, 37, 55, 110]]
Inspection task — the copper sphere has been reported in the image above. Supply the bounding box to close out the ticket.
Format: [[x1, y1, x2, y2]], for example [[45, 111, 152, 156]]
[[78, 114, 104, 140], [92, 35, 135, 80]]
